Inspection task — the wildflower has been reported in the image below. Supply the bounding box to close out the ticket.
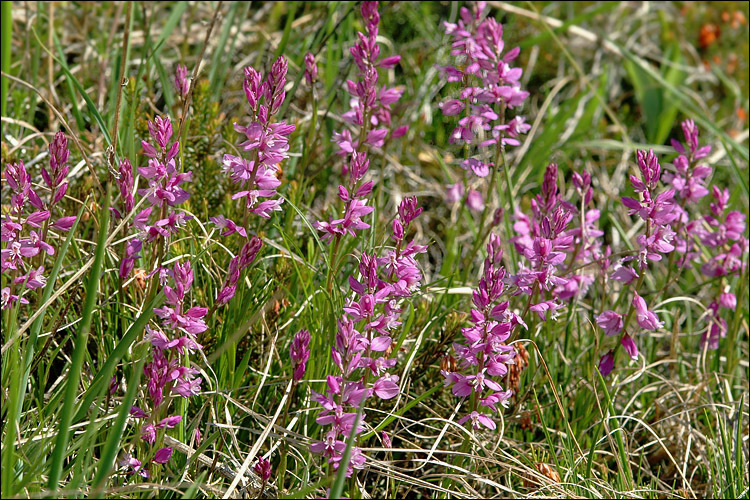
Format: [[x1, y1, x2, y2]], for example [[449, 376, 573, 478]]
[[119, 453, 149, 478], [445, 182, 465, 204], [632, 292, 663, 331], [596, 311, 623, 337], [253, 457, 272, 483], [118, 115, 193, 281], [290, 329, 311, 382], [443, 233, 517, 430], [43, 131, 71, 215], [174, 64, 189, 98], [209, 215, 248, 238], [315, 152, 375, 242], [598, 350, 615, 377], [458, 410, 497, 430], [213, 236, 262, 308], [439, 2, 529, 215], [621, 334, 639, 360], [153, 447, 173, 464], [668, 119, 712, 205], [127, 260, 205, 471], [333, 0, 407, 169], [304, 52, 318, 85], [466, 189, 485, 211], [312, 196, 427, 477], [1, 287, 29, 310], [2, 147, 75, 308], [223, 56, 295, 222], [382, 431, 392, 449]]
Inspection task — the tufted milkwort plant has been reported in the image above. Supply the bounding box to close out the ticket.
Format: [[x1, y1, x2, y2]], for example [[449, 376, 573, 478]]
[[1, 1, 747, 499]]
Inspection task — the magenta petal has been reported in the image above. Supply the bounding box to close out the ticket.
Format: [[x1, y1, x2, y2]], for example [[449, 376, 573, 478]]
[[153, 447, 173, 464], [370, 336, 392, 352]]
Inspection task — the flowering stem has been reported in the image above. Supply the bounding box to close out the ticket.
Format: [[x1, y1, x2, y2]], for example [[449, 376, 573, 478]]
[[276, 379, 298, 492], [499, 148, 518, 274], [326, 234, 343, 295]]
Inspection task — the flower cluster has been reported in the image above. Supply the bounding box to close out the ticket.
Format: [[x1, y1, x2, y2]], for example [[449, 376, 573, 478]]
[[212, 235, 262, 308], [2, 131, 76, 309], [332, 1, 407, 164], [442, 233, 520, 430], [304, 53, 318, 87], [596, 148, 677, 374], [621, 149, 678, 268], [318, 1, 406, 244], [660, 120, 747, 349], [314, 152, 375, 242], [440, 1, 530, 209], [123, 260, 205, 477], [174, 63, 190, 99], [209, 59, 295, 312], [118, 115, 194, 280], [509, 164, 572, 320], [510, 163, 605, 315], [221, 56, 295, 223], [290, 328, 311, 382], [311, 197, 426, 477]]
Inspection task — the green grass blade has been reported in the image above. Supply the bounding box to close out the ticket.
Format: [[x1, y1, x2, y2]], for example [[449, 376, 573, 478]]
[[52, 30, 86, 131], [47, 183, 112, 490], [2, 204, 88, 495], [595, 368, 634, 491], [1, 1, 12, 122], [153, 1, 188, 58], [274, 2, 298, 59], [153, 54, 175, 109], [92, 354, 147, 490], [72, 290, 162, 423]]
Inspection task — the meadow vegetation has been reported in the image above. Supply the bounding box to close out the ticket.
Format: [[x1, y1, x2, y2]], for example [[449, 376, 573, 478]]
[[1, 1, 749, 498]]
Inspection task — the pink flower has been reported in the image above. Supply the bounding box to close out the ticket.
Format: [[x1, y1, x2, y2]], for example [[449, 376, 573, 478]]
[[611, 264, 638, 284], [466, 189, 484, 211], [153, 447, 173, 464], [290, 329, 311, 382], [253, 456, 272, 482], [632, 292, 663, 331], [529, 300, 563, 321], [209, 215, 248, 238], [382, 431, 392, 449], [596, 311, 623, 337], [621, 334, 639, 360], [304, 52, 318, 85], [458, 411, 496, 430], [598, 350, 615, 377], [174, 64, 189, 98], [445, 182, 465, 203]]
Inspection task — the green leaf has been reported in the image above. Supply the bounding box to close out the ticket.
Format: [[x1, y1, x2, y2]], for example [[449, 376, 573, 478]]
[[48, 184, 112, 490]]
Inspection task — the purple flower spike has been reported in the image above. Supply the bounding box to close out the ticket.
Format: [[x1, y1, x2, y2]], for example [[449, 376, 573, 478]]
[[253, 456, 272, 482], [443, 232, 516, 431], [175, 64, 190, 98], [290, 329, 311, 382], [304, 52, 318, 85], [224, 56, 294, 223]]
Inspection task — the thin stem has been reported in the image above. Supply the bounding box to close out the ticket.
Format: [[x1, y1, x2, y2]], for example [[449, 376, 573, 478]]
[[176, 1, 223, 143], [110, 1, 133, 169], [499, 147, 517, 274]]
